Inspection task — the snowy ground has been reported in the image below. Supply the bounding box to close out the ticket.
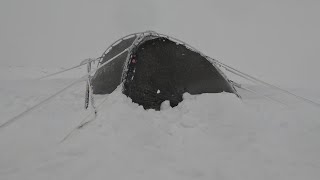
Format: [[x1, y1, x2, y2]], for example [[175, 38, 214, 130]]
[[0, 66, 320, 180]]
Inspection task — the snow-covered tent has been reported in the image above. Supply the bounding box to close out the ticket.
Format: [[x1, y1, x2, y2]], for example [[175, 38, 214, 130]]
[[91, 32, 238, 110], [2, 31, 319, 132]]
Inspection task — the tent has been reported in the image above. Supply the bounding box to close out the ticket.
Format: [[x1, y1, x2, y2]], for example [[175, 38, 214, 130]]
[[91, 31, 239, 110], [2, 31, 319, 131], [2, 31, 320, 131]]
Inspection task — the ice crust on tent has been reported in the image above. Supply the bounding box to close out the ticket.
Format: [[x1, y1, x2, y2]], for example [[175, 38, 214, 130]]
[[91, 33, 237, 110]]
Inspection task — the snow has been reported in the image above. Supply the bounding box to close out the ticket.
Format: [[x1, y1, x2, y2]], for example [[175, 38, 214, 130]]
[[0, 66, 320, 180]]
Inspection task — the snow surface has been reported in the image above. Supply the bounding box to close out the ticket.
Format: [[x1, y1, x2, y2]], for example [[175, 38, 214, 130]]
[[0, 66, 320, 180]]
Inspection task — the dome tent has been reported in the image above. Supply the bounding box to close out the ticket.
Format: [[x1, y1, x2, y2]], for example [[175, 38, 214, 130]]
[[3, 32, 320, 134], [3, 31, 320, 133], [91, 31, 239, 110]]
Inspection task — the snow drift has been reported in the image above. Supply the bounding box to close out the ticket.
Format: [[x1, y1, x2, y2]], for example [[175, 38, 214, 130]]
[[1, 72, 320, 180]]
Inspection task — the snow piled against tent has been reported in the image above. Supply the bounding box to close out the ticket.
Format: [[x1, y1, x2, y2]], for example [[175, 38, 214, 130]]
[[0, 70, 320, 180]]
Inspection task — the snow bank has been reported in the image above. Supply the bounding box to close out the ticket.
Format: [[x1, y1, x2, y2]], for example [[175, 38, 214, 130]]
[[1, 80, 320, 180]]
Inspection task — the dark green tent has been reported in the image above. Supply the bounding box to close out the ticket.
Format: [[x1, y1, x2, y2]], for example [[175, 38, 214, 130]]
[[91, 32, 238, 110]]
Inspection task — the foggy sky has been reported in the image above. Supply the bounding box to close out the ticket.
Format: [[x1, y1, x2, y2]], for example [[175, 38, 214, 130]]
[[1, 0, 319, 88]]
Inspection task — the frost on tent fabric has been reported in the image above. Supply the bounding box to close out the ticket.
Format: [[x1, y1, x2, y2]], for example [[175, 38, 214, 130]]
[[91, 32, 239, 110]]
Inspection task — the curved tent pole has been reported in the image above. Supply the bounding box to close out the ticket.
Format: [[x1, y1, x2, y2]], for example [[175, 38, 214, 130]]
[[97, 31, 239, 96], [120, 32, 151, 86], [101, 32, 143, 55], [38, 32, 144, 80], [97, 32, 144, 67], [138, 31, 319, 107], [154, 32, 240, 97], [39, 32, 145, 80]]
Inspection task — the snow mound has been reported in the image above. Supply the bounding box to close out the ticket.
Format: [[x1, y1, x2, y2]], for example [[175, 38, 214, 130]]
[[1, 82, 320, 180]]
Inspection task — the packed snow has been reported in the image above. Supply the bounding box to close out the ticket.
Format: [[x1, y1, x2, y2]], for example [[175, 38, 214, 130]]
[[0, 66, 320, 180]]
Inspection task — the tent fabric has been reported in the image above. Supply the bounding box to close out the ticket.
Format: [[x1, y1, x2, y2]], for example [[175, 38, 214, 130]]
[[91, 33, 237, 110], [91, 35, 136, 94]]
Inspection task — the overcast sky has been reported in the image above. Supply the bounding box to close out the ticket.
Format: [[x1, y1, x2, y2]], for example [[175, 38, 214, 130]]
[[0, 0, 319, 88]]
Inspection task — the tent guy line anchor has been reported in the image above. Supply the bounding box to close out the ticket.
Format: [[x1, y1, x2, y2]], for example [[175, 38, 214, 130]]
[[0, 48, 129, 130], [38, 57, 101, 80], [213, 59, 320, 107], [59, 93, 111, 143], [60, 35, 143, 143], [232, 82, 288, 107]]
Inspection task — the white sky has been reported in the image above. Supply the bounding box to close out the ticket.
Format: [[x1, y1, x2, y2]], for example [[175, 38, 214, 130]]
[[0, 0, 319, 88]]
